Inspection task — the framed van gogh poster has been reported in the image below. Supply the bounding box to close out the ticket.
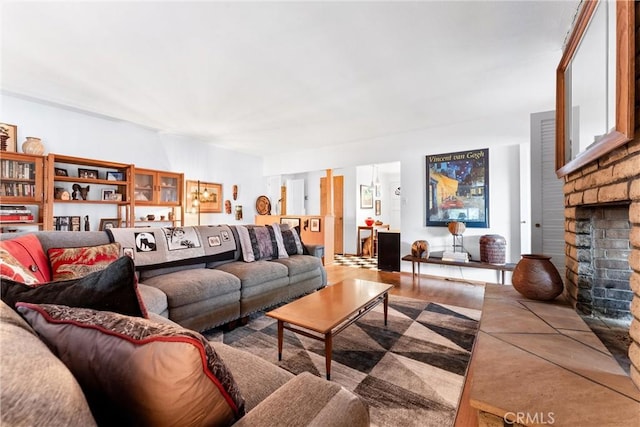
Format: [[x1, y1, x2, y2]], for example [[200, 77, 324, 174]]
[[426, 148, 489, 228]]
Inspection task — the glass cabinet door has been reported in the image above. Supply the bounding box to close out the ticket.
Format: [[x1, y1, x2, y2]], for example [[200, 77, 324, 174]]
[[158, 173, 179, 204], [134, 171, 155, 204]]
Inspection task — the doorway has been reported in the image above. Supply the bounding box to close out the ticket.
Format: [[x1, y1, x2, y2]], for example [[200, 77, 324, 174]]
[[320, 175, 344, 254]]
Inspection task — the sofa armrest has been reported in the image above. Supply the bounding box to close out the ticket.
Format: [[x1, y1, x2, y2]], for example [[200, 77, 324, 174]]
[[304, 244, 324, 259], [233, 372, 369, 427]]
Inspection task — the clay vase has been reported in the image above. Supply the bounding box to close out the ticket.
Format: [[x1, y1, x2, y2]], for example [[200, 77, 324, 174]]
[[22, 137, 45, 155], [479, 234, 506, 264], [365, 217, 374, 226], [512, 254, 564, 301]]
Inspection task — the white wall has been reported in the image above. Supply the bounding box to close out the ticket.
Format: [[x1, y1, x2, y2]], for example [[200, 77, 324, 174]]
[[2, 94, 264, 231], [3, 93, 534, 282], [261, 112, 532, 282]]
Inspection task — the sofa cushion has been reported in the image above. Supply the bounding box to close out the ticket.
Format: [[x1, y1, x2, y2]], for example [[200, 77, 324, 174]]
[[233, 372, 370, 427], [137, 282, 168, 316], [17, 303, 246, 426], [216, 260, 288, 288], [0, 247, 40, 285], [0, 300, 97, 426], [273, 254, 323, 277], [280, 224, 304, 255], [142, 268, 241, 308], [1, 256, 146, 317], [48, 242, 121, 281], [0, 234, 50, 282], [236, 225, 288, 262], [211, 341, 293, 412]]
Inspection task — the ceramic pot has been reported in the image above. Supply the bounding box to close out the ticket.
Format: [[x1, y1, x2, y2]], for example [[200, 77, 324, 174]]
[[365, 217, 374, 226], [480, 234, 506, 264], [512, 254, 563, 301], [22, 137, 45, 155]]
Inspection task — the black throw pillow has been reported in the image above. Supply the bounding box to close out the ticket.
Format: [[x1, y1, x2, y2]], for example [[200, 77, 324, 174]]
[[1, 256, 146, 317]]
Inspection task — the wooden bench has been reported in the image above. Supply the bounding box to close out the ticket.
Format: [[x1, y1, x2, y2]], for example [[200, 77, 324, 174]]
[[401, 254, 516, 284]]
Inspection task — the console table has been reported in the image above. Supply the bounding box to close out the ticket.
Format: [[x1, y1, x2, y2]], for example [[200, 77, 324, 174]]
[[401, 255, 516, 284]]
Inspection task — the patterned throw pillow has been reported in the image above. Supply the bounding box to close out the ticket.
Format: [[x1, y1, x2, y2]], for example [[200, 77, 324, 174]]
[[0, 234, 50, 283], [236, 225, 288, 262], [0, 248, 40, 285], [48, 243, 121, 281], [280, 224, 304, 256], [17, 303, 245, 426]]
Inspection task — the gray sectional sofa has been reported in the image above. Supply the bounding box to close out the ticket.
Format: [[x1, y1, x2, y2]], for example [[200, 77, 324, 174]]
[[0, 227, 370, 426], [13, 225, 326, 332]]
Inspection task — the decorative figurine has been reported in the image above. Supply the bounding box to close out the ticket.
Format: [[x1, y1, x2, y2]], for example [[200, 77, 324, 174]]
[[84, 215, 90, 231], [72, 184, 90, 200]]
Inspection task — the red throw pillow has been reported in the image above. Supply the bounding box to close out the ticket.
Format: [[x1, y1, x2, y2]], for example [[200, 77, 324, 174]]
[[0, 248, 40, 285], [48, 243, 121, 281], [0, 234, 50, 283]]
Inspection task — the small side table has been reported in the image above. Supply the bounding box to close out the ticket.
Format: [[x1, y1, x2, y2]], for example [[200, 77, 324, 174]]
[[356, 224, 390, 257]]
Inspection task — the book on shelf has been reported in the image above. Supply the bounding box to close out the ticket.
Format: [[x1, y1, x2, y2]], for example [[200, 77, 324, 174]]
[[53, 216, 81, 231], [0, 205, 32, 214], [0, 215, 35, 222]]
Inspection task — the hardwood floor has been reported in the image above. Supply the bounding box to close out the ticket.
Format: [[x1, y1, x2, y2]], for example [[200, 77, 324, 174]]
[[324, 263, 483, 426], [325, 263, 486, 311]]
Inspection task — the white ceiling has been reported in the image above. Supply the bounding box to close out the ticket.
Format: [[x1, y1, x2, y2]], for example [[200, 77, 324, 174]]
[[1, 1, 579, 157]]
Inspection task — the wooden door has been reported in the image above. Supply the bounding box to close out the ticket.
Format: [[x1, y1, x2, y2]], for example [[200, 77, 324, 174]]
[[320, 175, 344, 254]]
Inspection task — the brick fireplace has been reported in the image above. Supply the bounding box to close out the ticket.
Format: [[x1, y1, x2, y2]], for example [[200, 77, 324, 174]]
[[563, 138, 640, 388]]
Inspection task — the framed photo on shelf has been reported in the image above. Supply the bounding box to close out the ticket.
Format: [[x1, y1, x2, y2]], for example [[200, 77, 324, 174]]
[[54, 167, 68, 176], [280, 217, 300, 229], [360, 185, 373, 209], [0, 123, 17, 152], [106, 171, 124, 181], [185, 180, 223, 213], [426, 148, 489, 228], [101, 189, 114, 200], [310, 218, 321, 232], [78, 168, 99, 179], [99, 218, 120, 231]]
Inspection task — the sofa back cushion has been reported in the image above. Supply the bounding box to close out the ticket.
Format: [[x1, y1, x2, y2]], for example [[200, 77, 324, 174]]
[[280, 224, 304, 256], [0, 300, 97, 426], [236, 224, 288, 262], [17, 303, 246, 426]]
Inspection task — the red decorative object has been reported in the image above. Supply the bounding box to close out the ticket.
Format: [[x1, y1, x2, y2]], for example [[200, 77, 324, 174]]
[[512, 254, 564, 301], [365, 218, 374, 226]]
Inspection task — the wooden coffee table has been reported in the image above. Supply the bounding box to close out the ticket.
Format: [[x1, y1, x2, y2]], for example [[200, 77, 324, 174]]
[[266, 279, 393, 380]]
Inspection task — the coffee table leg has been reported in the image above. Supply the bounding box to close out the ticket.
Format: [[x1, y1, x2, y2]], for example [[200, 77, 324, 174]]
[[277, 320, 283, 361], [384, 292, 389, 326], [325, 333, 332, 381]]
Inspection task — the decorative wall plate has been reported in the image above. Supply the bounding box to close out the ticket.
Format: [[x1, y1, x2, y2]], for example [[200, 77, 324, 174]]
[[255, 195, 271, 215]]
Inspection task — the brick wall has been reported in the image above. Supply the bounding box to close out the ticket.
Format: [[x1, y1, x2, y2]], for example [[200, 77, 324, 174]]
[[563, 138, 640, 388]]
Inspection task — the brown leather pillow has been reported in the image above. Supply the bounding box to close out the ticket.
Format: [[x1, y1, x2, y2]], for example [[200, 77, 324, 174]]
[[17, 303, 246, 426]]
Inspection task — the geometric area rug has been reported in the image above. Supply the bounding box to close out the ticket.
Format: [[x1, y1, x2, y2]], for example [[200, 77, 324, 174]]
[[204, 295, 481, 427]]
